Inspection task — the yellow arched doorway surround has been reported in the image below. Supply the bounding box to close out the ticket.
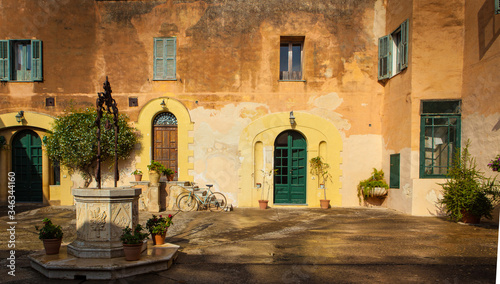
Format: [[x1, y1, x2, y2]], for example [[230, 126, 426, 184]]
[[238, 112, 343, 208], [0, 112, 73, 205], [136, 97, 194, 182]]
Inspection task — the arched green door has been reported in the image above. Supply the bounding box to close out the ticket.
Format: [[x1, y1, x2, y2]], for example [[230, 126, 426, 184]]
[[12, 130, 43, 202], [274, 130, 307, 204]]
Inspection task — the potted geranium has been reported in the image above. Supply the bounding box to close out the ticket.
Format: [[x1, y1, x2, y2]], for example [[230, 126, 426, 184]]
[[357, 168, 389, 204], [146, 214, 173, 245], [309, 156, 332, 209], [147, 160, 167, 186], [35, 218, 64, 255], [132, 169, 143, 181], [165, 168, 175, 181], [120, 224, 149, 261]]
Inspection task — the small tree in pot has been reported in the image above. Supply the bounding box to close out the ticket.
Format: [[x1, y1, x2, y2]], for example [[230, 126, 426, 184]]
[[440, 141, 499, 224], [309, 156, 332, 209]]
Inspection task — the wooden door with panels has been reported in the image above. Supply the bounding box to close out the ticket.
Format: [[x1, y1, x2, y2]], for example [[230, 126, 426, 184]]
[[153, 112, 178, 180]]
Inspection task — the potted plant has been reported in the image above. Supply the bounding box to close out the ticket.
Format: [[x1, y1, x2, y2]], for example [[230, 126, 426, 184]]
[[147, 160, 167, 186], [309, 156, 332, 209], [132, 169, 143, 181], [357, 168, 389, 204], [440, 142, 500, 224], [165, 168, 175, 181], [120, 224, 149, 261], [146, 214, 174, 245], [35, 218, 64, 255], [258, 169, 277, 209]]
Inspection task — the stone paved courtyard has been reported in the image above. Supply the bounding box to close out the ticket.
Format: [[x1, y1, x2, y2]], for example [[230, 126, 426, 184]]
[[0, 204, 498, 283]]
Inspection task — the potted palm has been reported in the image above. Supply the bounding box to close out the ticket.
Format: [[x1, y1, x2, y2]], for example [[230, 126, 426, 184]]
[[146, 214, 174, 245], [309, 156, 332, 209], [441, 142, 500, 224], [120, 224, 149, 261], [357, 168, 389, 204], [147, 160, 167, 186], [132, 169, 143, 181], [35, 218, 64, 255], [258, 169, 277, 209]]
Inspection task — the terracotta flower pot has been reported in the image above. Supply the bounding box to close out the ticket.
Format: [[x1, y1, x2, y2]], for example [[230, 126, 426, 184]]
[[153, 232, 167, 245], [461, 210, 481, 224], [167, 174, 174, 181], [43, 238, 62, 255], [123, 243, 143, 261], [320, 199, 330, 209], [134, 174, 143, 182], [149, 171, 160, 186], [258, 200, 268, 210]]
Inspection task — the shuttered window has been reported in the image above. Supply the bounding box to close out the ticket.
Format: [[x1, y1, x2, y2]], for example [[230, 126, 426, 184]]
[[0, 39, 42, 82], [378, 19, 409, 80], [496, 0, 500, 14], [154, 37, 176, 80], [390, 154, 400, 188]]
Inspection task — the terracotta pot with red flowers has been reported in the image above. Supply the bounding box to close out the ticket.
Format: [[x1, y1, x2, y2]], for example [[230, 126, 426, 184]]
[[146, 214, 174, 245], [120, 224, 149, 261]]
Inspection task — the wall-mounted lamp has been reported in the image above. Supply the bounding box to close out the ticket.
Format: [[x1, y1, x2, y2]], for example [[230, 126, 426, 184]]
[[289, 111, 296, 126], [15, 111, 24, 123]]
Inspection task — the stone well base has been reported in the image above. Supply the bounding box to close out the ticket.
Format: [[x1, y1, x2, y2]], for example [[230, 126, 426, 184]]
[[29, 243, 179, 280]]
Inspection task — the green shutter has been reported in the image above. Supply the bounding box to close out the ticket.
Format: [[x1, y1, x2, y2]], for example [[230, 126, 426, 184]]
[[165, 37, 176, 80], [31, 40, 42, 81], [154, 38, 165, 80], [0, 40, 10, 81], [496, 0, 500, 14], [378, 35, 391, 80], [390, 154, 400, 188], [400, 19, 409, 70]]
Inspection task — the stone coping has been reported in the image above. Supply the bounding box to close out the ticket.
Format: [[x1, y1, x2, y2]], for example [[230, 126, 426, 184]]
[[72, 187, 142, 198]]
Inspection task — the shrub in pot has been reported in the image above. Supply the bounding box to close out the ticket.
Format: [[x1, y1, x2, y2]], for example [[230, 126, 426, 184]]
[[147, 160, 167, 186], [309, 156, 332, 209], [146, 214, 174, 245], [440, 142, 499, 224], [132, 169, 143, 181], [35, 218, 64, 255]]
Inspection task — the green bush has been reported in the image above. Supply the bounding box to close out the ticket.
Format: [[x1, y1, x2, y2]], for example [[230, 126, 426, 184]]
[[120, 224, 149, 245], [35, 218, 63, 240], [44, 108, 138, 187], [440, 141, 499, 222]]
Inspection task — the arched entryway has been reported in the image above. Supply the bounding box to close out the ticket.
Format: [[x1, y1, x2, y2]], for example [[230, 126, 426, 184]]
[[153, 112, 178, 179], [12, 130, 43, 202], [274, 130, 307, 204]]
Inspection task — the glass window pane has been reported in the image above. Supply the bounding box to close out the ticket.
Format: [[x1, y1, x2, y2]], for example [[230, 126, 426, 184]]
[[280, 44, 288, 72], [291, 44, 301, 72]]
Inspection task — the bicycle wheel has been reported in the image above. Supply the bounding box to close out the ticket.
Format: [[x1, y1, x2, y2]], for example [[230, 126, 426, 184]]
[[178, 194, 197, 212], [175, 192, 190, 210], [207, 192, 227, 212]]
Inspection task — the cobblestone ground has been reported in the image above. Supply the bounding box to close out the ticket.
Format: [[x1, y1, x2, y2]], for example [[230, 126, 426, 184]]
[[0, 204, 498, 283]]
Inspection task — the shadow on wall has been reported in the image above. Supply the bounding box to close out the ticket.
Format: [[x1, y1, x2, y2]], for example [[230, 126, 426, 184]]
[[478, 0, 500, 60]]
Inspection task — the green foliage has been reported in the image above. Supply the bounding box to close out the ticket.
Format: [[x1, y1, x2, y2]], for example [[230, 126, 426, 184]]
[[309, 156, 332, 200], [165, 168, 174, 175], [35, 218, 63, 240], [120, 224, 149, 244], [44, 108, 138, 187], [132, 169, 143, 175], [146, 214, 174, 235], [440, 142, 500, 222], [357, 168, 389, 203], [147, 160, 168, 175]]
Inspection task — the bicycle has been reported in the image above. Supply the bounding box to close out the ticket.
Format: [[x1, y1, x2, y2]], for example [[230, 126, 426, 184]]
[[177, 184, 227, 212]]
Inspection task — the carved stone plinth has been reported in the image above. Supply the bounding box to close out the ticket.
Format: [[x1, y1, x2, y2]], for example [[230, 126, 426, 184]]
[[67, 187, 141, 258]]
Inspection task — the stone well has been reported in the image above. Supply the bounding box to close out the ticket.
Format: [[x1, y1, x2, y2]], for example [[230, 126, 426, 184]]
[[67, 187, 141, 259]]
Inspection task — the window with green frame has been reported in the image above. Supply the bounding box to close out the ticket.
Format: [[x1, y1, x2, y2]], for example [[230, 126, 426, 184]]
[[419, 100, 461, 178], [496, 0, 500, 14], [153, 37, 176, 80], [0, 39, 42, 82], [378, 19, 409, 80]]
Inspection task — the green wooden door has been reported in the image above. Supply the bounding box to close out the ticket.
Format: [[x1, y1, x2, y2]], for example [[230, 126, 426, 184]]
[[274, 131, 307, 204], [12, 130, 43, 202]]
